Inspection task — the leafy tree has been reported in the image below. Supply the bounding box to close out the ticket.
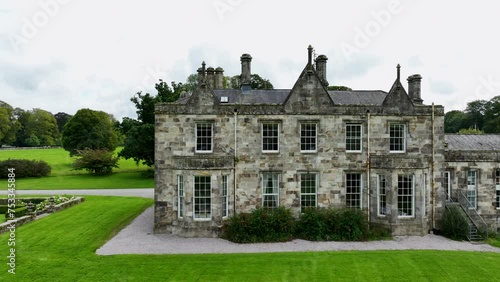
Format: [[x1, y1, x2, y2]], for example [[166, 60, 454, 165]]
[[14, 108, 60, 147], [119, 80, 183, 167], [464, 100, 488, 130], [72, 148, 119, 175], [54, 112, 73, 133], [229, 74, 274, 89], [62, 109, 118, 156], [458, 128, 484, 134], [444, 110, 468, 133], [0, 101, 20, 146], [483, 95, 500, 133], [327, 86, 353, 91]]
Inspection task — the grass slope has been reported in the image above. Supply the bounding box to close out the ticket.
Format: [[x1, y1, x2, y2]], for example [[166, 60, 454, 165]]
[[1, 196, 499, 281], [0, 148, 154, 189]]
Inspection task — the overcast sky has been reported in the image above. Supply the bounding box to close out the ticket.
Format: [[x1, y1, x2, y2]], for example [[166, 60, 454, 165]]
[[1, 0, 500, 121]]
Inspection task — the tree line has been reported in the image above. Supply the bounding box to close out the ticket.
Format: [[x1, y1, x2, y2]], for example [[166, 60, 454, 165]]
[[444, 96, 500, 133]]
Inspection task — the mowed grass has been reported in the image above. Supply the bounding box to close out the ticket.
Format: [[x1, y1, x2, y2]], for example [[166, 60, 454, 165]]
[[0, 148, 154, 189], [1, 196, 500, 281]]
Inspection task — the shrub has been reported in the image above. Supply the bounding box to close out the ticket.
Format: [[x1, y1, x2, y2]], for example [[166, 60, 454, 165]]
[[337, 208, 368, 241], [222, 207, 295, 243], [0, 159, 51, 178], [73, 148, 119, 175], [4, 206, 28, 220], [367, 223, 392, 240], [441, 205, 469, 240]]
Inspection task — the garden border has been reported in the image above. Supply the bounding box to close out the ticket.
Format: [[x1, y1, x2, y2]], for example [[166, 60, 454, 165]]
[[0, 196, 85, 234]]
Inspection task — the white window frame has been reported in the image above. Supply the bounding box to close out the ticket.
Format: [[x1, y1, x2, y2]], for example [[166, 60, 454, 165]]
[[177, 175, 184, 219], [495, 169, 500, 209], [467, 170, 477, 210], [193, 176, 211, 220], [195, 123, 213, 153], [346, 124, 362, 153], [397, 174, 414, 218], [300, 173, 317, 211], [389, 123, 406, 153], [377, 174, 387, 216], [262, 173, 280, 208], [345, 173, 362, 209], [262, 123, 279, 153], [300, 123, 317, 153], [222, 175, 228, 218], [444, 171, 451, 202]]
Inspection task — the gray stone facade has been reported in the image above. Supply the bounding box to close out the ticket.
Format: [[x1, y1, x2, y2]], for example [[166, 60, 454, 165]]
[[154, 46, 497, 238]]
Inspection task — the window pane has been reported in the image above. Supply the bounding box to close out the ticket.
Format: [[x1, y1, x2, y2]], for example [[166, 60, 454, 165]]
[[301, 123, 317, 151], [378, 175, 386, 216], [301, 173, 317, 209], [397, 175, 413, 216], [390, 124, 405, 152], [262, 123, 279, 152], [262, 173, 279, 207], [196, 123, 213, 152], [178, 175, 184, 218], [346, 173, 361, 209], [222, 175, 228, 217], [194, 176, 211, 219], [346, 124, 362, 152]]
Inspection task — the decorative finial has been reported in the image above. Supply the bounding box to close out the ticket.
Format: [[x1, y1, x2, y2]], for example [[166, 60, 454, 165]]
[[397, 64, 401, 81]]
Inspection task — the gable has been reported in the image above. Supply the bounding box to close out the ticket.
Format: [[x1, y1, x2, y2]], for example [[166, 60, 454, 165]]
[[283, 66, 334, 114], [185, 84, 220, 114], [382, 79, 414, 114]]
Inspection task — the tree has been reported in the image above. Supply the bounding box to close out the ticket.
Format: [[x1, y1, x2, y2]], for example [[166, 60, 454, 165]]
[[0, 101, 20, 146], [327, 86, 353, 91], [464, 100, 488, 130], [14, 108, 60, 147], [119, 80, 183, 167], [72, 148, 119, 175], [54, 112, 73, 133], [444, 110, 468, 133], [229, 74, 274, 89], [62, 109, 118, 156], [483, 95, 500, 133]]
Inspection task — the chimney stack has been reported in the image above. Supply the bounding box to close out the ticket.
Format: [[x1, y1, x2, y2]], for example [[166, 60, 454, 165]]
[[206, 67, 215, 89], [307, 45, 313, 72], [315, 54, 328, 86], [215, 67, 224, 89], [407, 74, 423, 104], [197, 61, 206, 87], [240, 54, 252, 90]]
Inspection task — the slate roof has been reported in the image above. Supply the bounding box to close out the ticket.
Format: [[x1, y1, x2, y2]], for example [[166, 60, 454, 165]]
[[445, 134, 500, 151], [179, 89, 389, 106]]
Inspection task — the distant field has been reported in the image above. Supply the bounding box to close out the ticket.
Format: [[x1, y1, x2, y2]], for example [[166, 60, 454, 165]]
[[0, 148, 154, 189]]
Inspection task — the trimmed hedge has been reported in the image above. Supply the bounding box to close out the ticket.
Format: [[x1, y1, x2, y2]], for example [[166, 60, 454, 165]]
[[222, 207, 378, 243], [4, 206, 28, 220], [221, 207, 295, 243], [0, 159, 51, 178]]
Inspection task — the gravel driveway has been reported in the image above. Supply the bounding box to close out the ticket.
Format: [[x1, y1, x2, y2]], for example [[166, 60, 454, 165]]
[[96, 207, 500, 255]]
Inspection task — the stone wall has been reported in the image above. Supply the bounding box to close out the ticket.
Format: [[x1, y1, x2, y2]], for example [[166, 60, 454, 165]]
[[155, 105, 445, 237]]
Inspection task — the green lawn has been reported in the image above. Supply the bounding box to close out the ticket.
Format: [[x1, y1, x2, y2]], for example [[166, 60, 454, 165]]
[[0, 148, 154, 189], [1, 196, 499, 281]]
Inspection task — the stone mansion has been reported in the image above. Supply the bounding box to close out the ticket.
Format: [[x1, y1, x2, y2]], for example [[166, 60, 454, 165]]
[[154, 46, 500, 237]]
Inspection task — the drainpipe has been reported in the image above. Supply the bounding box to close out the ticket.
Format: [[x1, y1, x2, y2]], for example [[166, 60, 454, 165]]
[[233, 109, 238, 215], [366, 110, 371, 222], [431, 103, 436, 232]]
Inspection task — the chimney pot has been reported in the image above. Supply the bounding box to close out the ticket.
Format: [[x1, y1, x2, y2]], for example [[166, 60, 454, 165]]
[[206, 67, 215, 89], [215, 67, 224, 89]]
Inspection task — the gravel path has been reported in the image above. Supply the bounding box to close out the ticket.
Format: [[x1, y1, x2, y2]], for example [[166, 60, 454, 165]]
[[96, 207, 500, 255]]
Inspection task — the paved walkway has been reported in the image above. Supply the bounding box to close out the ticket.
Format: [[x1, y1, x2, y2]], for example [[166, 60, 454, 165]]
[[0, 188, 153, 198]]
